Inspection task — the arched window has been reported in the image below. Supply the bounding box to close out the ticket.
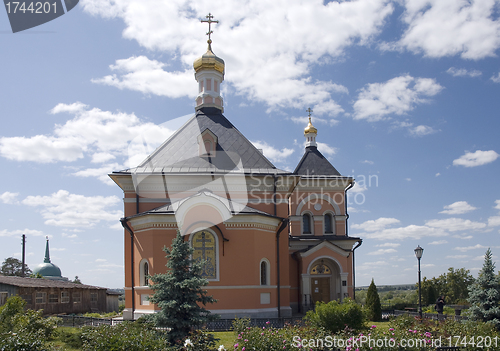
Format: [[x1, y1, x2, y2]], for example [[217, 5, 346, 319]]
[[303, 213, 312, 234], [192, 230, 217, 280], [324, 213, 334, 234], [139, 259, 149, 286], [260, 259, 270, 285]]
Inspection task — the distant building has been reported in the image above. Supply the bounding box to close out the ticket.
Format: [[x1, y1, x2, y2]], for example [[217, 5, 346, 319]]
[[0, 276, 109, 314], [32, 238, 67, 281], [0, 238, 121, 314]]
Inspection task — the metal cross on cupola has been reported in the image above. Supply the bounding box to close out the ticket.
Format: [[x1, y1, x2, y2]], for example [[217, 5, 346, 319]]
[[306, 107, 313, 117], [201, 13, 219, 44]]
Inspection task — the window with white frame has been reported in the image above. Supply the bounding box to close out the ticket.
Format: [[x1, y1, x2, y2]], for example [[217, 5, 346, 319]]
[[35, 292, 46, 304], [61, 291, 70, 303]]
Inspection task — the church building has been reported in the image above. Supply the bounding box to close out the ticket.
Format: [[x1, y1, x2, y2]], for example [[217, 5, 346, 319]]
[[110, 16, 362, 320]]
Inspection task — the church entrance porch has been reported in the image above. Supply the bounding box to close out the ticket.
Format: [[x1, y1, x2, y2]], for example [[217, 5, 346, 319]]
[[299, 256, 348, 313]]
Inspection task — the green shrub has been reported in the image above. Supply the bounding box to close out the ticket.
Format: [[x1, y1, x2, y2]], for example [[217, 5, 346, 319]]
[[233, 323, 330, 351], [305, 297, 365, 333], [231, 317, 250, 335], [0, 329, 53, 351], [80, 321, 169, 351], [55, 327, 84, 348], [0, 295, 60, 351]]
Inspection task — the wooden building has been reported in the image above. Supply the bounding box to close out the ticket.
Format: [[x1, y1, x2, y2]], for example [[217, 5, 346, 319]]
[[0, 275, 108, 315]]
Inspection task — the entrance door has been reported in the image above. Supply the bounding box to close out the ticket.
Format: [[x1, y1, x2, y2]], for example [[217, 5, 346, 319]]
[[311, 277, 330, 303]]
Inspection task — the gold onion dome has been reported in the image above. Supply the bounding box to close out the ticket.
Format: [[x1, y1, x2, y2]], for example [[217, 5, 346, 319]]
[[193, 40, 225, 74], [304, 117, 317, 135]]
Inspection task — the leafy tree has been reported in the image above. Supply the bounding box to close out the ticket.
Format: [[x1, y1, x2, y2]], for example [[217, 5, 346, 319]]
[[73, 276, 82, 284], [420, 267, 474, 305], [148, 231, 217, 344], [468, 248, 500, 329], [365, 279, 382, 321], [0, 257, 31, 277]]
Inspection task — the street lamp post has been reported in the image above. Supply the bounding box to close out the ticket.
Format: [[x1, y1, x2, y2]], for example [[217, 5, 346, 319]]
[[414, 245, 424, 320]]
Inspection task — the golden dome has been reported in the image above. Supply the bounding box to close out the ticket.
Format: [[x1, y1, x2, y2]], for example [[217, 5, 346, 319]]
[[304, 117, 317, 135], [193, 41, 225, 74]]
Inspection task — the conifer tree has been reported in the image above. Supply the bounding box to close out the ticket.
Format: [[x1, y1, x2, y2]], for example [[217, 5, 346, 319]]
[[148, 231, 217, 344], [366, 278, 382, 321], [467, 248, 500, 329]]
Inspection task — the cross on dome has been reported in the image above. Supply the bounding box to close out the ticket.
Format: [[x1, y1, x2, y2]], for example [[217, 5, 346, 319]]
[[201, 13, 219, 44]]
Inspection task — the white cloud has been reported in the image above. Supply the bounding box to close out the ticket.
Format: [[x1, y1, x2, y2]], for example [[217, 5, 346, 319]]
[[428, 240, 448, 245], [0, 228, 44, 237], [454, 244, 488, 252], [350, 182, 367, 193], [351, 217, 400, 232], [316, 142, 337, 156], [0, 191, 19, 204], [410, 125, 437, 136], [440, 201, 477, 215], [376, 243, 400, 248], [22, 190, 122, 227], [353, 75, 443, 122], [251, 141, 294, 164], [368, 248, 397, 255], [91, 152, 116, 163], [82, 0, 394, 113], [92, 56, 196, 98], [0, 103, 174, 166], [495, 200, 500, 211], [425, 217, 486, 232], [446, 255, 468, 259], [491, 73, 500, 83], [72, 163, 124, 186], [394, 0, 500, 59], [352, 215, 488, 241], [362, 160, 374, 165], [446, 67, 482, 77], [435, 173, 441, 177], [488, 216, 500, 227], [453, 150, 499, 167]]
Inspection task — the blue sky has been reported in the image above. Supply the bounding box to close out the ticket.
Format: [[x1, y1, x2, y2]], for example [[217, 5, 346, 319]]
[[0, 0, 499, 289]]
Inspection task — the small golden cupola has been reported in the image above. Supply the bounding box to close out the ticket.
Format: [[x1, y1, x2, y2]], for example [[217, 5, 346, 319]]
[[193, 13, 225, 112], [304, 108, 317, 147]]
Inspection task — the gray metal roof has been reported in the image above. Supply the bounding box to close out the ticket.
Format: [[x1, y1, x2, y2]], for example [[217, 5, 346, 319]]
[[293, 146, 341, 176], [129, 190, 280, 219], [121, 107, 289, 175], [0, 275, 107, 290]]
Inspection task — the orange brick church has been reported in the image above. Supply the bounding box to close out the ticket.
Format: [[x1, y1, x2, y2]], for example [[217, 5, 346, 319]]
[[110, 17, 362, 320]]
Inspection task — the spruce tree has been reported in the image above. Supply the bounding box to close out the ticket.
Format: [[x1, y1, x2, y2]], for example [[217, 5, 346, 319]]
[[148, 231, 217, 344], [366, 278, 382, 321], [467, 248, 500, 329]]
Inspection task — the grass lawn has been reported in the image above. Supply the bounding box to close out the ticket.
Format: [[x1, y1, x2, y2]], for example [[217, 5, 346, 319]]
[[214, 331, 236, 348]]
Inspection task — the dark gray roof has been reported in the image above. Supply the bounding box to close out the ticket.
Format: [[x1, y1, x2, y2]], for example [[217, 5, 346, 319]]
[[121, 107, 289, 175], [129, 190, 279, 219], [293, 146, 341, 176], [0, 275, 107, 290]]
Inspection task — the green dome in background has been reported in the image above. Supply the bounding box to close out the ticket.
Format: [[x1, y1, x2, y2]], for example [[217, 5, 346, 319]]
[[32, 238, 63, 280]]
